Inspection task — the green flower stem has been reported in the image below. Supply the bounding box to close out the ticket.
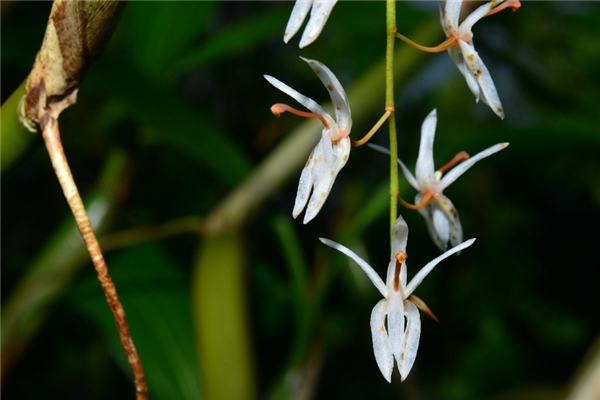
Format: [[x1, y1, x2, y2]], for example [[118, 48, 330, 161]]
[[1, 80, 38, 175], [386, 0, 399, 240], [0, 149, 130, 383]]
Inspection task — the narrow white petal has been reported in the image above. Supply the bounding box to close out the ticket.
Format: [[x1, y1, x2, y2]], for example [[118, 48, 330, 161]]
[[415, 109, 438, 189], [434, 194, 463, 249], [319, 238, 388, 297], [264, 74, 331, 119], [283, 0, 313, 43], [458, 0, 502, 37], [399, 300, 421, 381], [417, 201, 448, 252], [439, 143, 509, 190], [299, 0, 338, 48], [292, 139, 321, 218], [449, 47, 482, 103], [388, 292, 405, 366], [367, 144, 419, 191], [391, 215, 409, 257], [300, 56, 352, 133], [444, 0, 463, 34], [405, 238, 476, 297], [458, 40, 505, 119], [371, 300, 394, 383], [303, 133, 332, 223]]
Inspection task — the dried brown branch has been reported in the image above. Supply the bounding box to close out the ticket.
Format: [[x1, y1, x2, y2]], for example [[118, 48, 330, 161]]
[[16, 1, 147, 398], [41, 115, 147, 400]]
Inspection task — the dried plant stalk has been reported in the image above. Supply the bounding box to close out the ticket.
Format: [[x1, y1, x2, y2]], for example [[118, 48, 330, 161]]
[[17, 1, 147, 398], [41, 115, 147, 400]]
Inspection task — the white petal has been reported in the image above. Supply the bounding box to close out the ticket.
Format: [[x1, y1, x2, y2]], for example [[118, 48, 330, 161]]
[[458, 0, 500, 37], [431, 203, 452, 249], [458, 40, 505, 119], [303, 132, 333, 223], [415, 109, 438, 189], [299, 0, 338, 48], [405, 238, 476, 297], [388, 291, 405, 366], [449, 47, 482, 103], [264, 74, 332, 120], [300, 57, 352, 133], [391, 215, 409, 257], [292, 138, 321, 218], [417, 197, 448, 252], [283, 0, 312, 43], [366, 144, 419, 191], [399, 300, 421, 381], [439, 142, 509, 190], [444, 0, 463, 34], [434, 194, 463, 249], [371, 299, 394, 383], [302, 136, 350, 223], [319, 238, 388, 297]]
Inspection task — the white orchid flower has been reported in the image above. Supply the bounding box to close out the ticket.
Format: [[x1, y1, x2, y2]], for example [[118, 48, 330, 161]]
[[264, 57, 352, 224], [320, 215, 476, 382], [283, 0, 338, 48], [371, 109, 508, 251], [397, 0, 521, 119]]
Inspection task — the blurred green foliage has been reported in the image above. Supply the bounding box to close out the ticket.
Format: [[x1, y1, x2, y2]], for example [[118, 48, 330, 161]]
[[2, 1, 599, 399]]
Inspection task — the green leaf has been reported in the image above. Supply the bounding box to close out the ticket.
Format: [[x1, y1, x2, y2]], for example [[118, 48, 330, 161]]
[[169, 8, 289, 77], [124, 1, 219, 76], [67, 242, 201, 400]]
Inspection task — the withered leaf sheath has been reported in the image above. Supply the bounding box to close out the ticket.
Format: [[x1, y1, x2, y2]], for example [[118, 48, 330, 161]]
[[20, 0, 126, 130]]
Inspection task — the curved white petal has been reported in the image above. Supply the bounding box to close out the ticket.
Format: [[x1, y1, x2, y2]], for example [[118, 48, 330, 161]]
[[264, 74, 331, 119], [417, 199, 448, 252], [299, 0, 338, 48], [399, 300, 421, 381], [458, 0, 501, 37], [388, 292, 405, 368], [434, 194, 463, 249], [371, 299, 394, 383], [284, 0, 313, 43], [444, 0, 463, 34], [439, 142, 508, 190], [303, 132, 333, 223], [431, 203, 452, 250], [319, 238, 388, 297], [415, 109, 438, 189], [449, 46, 482, 103], [293, 136, 323, 218], [405, 238, 476, 297], [300, 57, 352, 133], [458, 40, 504, 119]]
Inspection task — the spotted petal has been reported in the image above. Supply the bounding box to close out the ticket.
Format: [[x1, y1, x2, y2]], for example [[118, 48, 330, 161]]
[[283, 0, 313, 44], [458, 40, 504, 119]]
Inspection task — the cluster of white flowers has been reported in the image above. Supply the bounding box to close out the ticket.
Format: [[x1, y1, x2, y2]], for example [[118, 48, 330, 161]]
[[266, 0, 519, 383]]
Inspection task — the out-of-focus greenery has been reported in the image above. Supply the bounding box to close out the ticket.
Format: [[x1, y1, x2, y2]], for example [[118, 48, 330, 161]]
[[2, 1, 599, 399]]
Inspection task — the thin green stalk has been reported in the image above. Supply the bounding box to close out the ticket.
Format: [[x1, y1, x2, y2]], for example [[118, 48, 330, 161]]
[[386, 0, 399, 240]]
